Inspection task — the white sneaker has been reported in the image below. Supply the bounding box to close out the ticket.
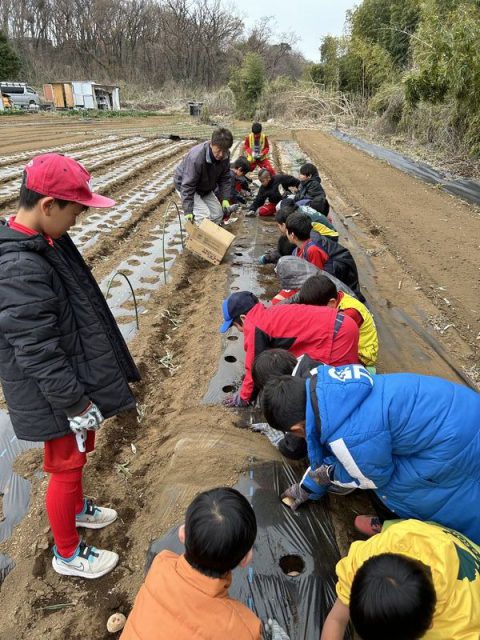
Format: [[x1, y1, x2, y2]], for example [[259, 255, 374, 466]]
[[245, 210, 257, 217], [76, 499, 118, 529], [52, 542, 119, 579]]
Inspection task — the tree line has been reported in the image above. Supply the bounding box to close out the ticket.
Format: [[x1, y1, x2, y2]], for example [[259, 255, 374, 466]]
[[309, 0, 480, 155], [0, 0, 306, 90]]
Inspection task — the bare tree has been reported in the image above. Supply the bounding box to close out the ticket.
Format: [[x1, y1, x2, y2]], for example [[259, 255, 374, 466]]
[[2, 0, 305, 90]]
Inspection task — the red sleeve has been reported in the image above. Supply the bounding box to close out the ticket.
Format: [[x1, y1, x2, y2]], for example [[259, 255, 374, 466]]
[[271, 289, 297, 305], [307, 245, 328, 270], [239, 322, 255, 402], [342, 307, 363, 327], [331, 315, 360, 365], [263, 136, 270, 155], [244, 135, 252, 155]]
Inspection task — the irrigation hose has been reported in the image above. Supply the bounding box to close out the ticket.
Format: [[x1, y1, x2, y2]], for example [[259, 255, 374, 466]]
[[161, 198, 185, 285], [169, 199, 185, 248], [105, 271, 140, 330]]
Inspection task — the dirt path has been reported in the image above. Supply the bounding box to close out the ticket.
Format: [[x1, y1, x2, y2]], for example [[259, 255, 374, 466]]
[[295, 129, 479, 384]]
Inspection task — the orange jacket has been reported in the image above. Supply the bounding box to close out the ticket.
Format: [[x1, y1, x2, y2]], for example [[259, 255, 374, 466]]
[[121, 551, 262, 640]]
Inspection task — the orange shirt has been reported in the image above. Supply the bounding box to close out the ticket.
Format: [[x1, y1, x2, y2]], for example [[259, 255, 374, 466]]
[[121, 551, 262, 640]]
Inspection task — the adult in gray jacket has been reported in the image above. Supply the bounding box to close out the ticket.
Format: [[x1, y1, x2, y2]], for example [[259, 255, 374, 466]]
[[0, 154, 140, 579], [174, 127, 233, 224]]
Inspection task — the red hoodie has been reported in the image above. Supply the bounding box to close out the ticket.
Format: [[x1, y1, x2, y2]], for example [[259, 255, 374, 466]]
[[239, 303, 360, 402]]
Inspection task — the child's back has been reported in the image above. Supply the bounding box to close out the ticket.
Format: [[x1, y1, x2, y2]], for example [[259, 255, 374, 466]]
[[335, 519, 480, 639], [121, 487, 262, 640], [121, 550, 261, 640]]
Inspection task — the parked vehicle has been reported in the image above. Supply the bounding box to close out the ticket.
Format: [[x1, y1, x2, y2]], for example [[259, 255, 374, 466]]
[[0, 82, 41, 108]]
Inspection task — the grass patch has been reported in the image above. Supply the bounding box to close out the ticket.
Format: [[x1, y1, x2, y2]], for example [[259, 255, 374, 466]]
[[0, 109, 30, 116], [57, 109, 169, 119]]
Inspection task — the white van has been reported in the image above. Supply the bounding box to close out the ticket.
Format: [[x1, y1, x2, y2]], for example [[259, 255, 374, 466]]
[[0, 82, 41, 109]]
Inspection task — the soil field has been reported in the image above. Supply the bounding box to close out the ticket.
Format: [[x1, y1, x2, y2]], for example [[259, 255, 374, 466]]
[[0, 115, 477, 639], [295, 129, 479, 384]]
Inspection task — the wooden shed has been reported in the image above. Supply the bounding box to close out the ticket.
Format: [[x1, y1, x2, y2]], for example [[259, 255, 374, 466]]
[[43, 81, 120, 110]]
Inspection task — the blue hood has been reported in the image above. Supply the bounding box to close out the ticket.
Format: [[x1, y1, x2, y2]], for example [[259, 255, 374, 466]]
[[304, 365, 480, 543]]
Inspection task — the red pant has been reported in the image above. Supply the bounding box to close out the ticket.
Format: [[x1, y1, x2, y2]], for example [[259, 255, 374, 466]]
[[44, 431, 95, 558], [46, 468, 84, 557], [258, 202, 277, 217], [249, 158, 276, 175]]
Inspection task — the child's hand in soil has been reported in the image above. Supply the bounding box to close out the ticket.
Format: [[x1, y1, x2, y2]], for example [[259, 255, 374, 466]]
[[251, 423, 284, 448], [223, 391, 249, 408], [281, 483, 310, 511]]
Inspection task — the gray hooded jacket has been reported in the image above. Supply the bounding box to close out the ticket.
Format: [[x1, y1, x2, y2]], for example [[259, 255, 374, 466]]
[[275, 256, 357, 301], [174, 142, 231, 215]]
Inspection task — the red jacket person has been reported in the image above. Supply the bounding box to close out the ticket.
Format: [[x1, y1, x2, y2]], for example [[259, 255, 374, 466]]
[[219, 291, 360, 407]]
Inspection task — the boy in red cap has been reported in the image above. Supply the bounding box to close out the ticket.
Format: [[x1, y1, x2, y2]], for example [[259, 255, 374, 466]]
[[0, 153, 140, 579]]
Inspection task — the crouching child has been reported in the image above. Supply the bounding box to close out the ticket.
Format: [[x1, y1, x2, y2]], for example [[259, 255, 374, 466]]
[[298, 275, 378, 369], [120, 488, 262, 640], [261, 365, 480, 544], [321, 519, 480, 640]]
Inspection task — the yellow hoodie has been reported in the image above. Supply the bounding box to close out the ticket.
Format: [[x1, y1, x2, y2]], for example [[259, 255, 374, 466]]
[[337, 291, 378, 366], [336, 519, 480, 640]]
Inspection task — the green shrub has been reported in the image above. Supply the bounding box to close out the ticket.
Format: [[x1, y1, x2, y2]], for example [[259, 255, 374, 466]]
[[229, 53, 265, 118]]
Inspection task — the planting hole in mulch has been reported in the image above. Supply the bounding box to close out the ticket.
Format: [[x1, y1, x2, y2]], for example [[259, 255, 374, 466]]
[[279, 555, 305, 577]]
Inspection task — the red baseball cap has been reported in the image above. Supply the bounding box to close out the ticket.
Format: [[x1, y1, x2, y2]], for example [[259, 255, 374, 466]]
[[24, 153, 115, 208]]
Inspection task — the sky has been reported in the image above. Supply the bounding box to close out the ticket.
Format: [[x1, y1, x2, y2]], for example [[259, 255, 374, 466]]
[[236, 0, 358, 61]]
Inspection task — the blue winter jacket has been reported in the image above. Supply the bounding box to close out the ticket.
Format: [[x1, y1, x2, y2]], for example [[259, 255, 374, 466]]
[[303, 364, 480, 543]]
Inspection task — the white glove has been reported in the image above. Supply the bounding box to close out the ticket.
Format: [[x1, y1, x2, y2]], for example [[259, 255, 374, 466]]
[[69, 402, 104, 433], [251, 423, 284, 448], [264, 619, 290, 640]]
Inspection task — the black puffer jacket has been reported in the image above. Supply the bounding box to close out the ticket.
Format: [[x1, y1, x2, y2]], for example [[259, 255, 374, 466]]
[[294, 174, 326, 202], [312, 235, 365, 302], [249, 174, 300, 211], [0, 221, 140, 442]]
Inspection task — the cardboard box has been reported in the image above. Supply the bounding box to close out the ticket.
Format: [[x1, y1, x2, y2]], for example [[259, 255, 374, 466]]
[[185, 219, 235, 265]]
